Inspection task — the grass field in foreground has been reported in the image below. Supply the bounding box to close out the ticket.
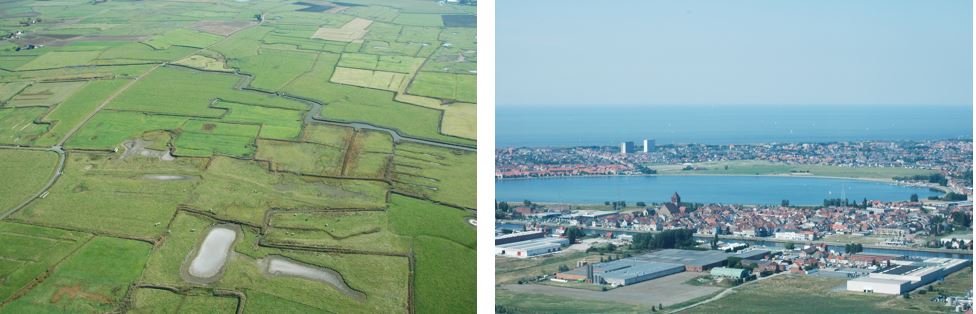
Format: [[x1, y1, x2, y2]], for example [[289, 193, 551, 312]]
[[388, 194, 475, 313], [683, 275, 926, 314], [649, 160, 939, 180], [1, 237, 150, 313], [495, 289, 649, 314], [13, 153, 205, 239], [0, 150, 59, 212], [0, 222, 93, 301]]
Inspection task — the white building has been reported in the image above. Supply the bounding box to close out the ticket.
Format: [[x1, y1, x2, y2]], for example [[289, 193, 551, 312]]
[[620, 141, 635, 155], [847, 258, 971, 295], [847, 277, 909, 294], [643, 139, 655, 153], [495, 237, 570, 259], [774, 231, 814, 241]]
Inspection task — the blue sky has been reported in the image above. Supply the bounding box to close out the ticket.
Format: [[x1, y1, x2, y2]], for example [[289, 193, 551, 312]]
[[496, 0, 973, 107]]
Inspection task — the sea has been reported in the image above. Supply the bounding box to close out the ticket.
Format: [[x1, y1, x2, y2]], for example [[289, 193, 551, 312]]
[[496, 105, 973, 147], [495, 175, 941, 206]]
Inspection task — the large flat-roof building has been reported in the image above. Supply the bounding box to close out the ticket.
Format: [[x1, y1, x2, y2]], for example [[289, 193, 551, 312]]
[[495, 230, 544, 245], [555, 249, 771, 286], [636, 249, 771, 272], [495, 237, 569, 259], [847, 258, 971, 295], [555, 258, 684, 286]]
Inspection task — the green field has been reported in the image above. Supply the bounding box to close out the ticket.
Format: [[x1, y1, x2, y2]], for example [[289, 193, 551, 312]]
[[407, 71, 476, 103], [1, 236, 151, 313], [392, 142, 476, 208], [265, 210, 408, 253], [0, 150, 58, 212], [13, 153, 206, 239], [0, 0, 476, 312], [34, 79, 128, 146], [0, 221, 93, 302], [496, 289, 650, 314], [389, 194, 475, 313]]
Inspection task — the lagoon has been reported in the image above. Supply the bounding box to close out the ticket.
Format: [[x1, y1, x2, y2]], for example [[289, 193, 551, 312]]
[[495, 175, 941, 205]]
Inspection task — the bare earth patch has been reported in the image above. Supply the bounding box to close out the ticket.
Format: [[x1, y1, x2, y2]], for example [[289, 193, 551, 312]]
[[311, 18, 372, 42], [50, 285, 113, 305]]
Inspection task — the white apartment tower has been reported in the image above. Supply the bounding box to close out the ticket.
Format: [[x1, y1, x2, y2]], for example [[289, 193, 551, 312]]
[[643, 139, 655, 153]]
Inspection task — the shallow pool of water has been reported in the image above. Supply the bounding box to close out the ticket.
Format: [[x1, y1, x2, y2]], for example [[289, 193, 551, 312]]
[[187, 227, 236, 279], [263, 256, 365, 301]]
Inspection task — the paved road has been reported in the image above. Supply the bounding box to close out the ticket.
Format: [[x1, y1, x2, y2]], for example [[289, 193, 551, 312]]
[[0, 145, 65, 219]]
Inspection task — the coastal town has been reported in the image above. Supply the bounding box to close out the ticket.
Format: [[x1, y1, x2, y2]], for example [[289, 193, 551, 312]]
[[497, 192, 973, 251], [496, 139, 973, 196]]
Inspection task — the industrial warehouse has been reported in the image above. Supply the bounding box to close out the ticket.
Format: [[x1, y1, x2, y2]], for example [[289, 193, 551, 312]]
[[556, 249, 770, 286], [846, 257, 971, 295], [494, 230, 570, 258]]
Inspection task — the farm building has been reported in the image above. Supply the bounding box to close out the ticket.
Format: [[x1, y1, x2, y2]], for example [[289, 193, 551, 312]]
[[495, 237, 568, 259], [710, 267, 750, 279], [847, 257, 971, 295]]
